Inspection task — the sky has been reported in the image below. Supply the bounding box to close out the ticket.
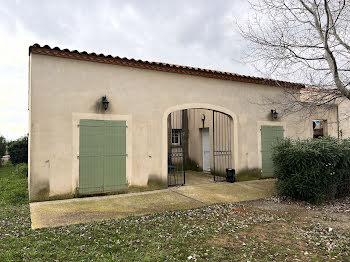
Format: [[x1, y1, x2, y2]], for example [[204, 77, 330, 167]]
[[0, 0, 254, 140]]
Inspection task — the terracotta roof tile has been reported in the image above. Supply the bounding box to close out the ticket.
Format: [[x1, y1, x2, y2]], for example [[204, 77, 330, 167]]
[[29, 44, 305, 89]]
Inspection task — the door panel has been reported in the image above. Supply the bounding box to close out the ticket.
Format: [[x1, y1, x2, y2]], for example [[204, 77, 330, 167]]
[[261, 125, 284, 177], [79, 119, 127, 194], [79, 120, 104, 194], [103, 121, 127, 192]]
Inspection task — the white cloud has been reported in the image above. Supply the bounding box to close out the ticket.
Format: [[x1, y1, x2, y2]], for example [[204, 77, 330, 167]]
[[0, 23, 36, 140], [0, 0, 255, 140]]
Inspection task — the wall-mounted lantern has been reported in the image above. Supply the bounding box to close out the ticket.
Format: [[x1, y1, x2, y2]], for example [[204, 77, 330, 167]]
[[102, 96, 109, 111], [201, 114, 206, 128], [271, 109, 278, 120]]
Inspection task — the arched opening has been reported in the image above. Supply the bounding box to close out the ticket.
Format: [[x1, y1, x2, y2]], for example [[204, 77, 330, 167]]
[[163, 104, 237, 187]]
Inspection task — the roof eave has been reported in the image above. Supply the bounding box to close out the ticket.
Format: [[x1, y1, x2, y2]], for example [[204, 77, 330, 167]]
[[29, 44, 305, 89]]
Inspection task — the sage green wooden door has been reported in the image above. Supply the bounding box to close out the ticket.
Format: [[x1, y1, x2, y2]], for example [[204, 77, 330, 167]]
[[261, 125, 284, 178], [79, 119, 127, 194]]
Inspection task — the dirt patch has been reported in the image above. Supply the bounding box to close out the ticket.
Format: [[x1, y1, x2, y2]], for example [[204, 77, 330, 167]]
[[247, 222, 293, 243], [206, 200, 350, 261], [265, 195, 350, 215], [242, 197, 350, 231], [210, 221, 322, 261]]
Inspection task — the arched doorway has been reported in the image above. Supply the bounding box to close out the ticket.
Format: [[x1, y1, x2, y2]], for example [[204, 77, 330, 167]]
[[164, 104, 237, 187]]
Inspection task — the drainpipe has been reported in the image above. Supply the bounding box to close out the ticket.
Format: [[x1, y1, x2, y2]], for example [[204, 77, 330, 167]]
[[336, 104, 340, 139]]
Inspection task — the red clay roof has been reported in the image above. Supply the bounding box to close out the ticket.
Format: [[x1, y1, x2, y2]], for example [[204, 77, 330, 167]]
[[29, 44, 304, 89]]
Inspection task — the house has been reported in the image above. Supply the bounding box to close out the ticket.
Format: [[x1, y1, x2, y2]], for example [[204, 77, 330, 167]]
[[28, 44, 350, 202]]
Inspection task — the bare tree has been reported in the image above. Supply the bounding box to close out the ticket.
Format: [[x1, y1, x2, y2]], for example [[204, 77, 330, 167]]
[[238, 0, 350, 110]]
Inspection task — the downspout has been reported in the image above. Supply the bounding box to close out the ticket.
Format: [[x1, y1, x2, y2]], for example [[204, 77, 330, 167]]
[[336, 104, 340, 138]]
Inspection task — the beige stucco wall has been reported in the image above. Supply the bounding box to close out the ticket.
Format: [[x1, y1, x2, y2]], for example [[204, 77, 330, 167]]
[[28, 53, 340, 202]]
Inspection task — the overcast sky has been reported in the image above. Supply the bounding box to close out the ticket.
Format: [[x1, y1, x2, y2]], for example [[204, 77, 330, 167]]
[[0, 0, 255, 140]]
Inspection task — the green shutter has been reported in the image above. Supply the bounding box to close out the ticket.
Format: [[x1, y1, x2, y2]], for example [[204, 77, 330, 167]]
[[79, 120, 127, 195], [103, 121, 127, 192], [261, 125, 284, 178]]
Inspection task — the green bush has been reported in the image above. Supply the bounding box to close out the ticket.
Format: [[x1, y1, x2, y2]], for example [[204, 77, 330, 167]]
[[8, 136, 28, 165], [12, 163, 28, 177], [272, 137, 350, 204]]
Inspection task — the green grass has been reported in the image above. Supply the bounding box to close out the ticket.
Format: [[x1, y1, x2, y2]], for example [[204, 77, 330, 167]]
[[0, 165, 349, 261], [0, 163, 28, 206]]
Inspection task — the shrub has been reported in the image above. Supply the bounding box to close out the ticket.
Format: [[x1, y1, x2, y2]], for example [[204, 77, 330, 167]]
[[12, 163, 28, 177], [272, 137, 350, 204], [8, 136, 28, 165]]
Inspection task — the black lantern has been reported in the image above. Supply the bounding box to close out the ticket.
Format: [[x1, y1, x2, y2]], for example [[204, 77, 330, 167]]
[[102, 96, 109, 110], [271, 109, 278, 120]]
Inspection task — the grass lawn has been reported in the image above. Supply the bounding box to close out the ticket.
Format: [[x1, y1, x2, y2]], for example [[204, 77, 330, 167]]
[[1, 165, 350, 261]]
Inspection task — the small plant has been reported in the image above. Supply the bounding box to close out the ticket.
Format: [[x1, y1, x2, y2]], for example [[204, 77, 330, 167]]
[[272, 137, 350, 204], [12, 163, 28, 177]]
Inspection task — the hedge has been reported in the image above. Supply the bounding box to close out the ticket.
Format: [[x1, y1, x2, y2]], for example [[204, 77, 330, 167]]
[[272, 137, 350, 204], [8, 136, 28, 166]]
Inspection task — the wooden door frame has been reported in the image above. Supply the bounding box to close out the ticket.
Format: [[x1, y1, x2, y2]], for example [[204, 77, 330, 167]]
[[72, 113, 132, 195]]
